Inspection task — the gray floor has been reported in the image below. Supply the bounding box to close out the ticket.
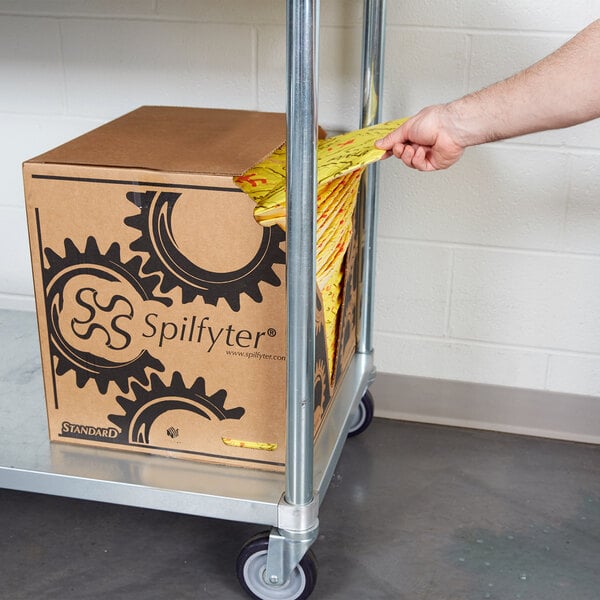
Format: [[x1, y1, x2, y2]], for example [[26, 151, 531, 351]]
[[1, 418, 599, 600]]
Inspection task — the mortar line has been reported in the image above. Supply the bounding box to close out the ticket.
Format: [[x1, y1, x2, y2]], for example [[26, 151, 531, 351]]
[[443, 249, 456, 338], [377, 236, 600, 261], [56, 18, 68, 116], [544, 353, 553, 390], [252, 25, 259, 109], [374, 329, 600, 360], [558, 153, 575, 251], [384, 24, 578, 37], [463, 31, 473, 93]]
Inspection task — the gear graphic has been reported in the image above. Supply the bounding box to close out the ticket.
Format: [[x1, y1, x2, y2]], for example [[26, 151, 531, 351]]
[[43, 237, 169, 394], [313, 290, 332, 419], [124, 190, 286, 311], [315, 292, 324, 337], [313, 357, 329, 428], [108, 371, 245, 446]]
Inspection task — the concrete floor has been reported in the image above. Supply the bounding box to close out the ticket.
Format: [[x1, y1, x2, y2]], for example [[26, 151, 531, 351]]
[[1, 418, 599, 600]]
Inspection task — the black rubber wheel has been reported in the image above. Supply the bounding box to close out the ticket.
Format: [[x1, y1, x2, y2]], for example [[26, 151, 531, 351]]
[[347, 389, 374, 437], [236, 532, 318, 600]]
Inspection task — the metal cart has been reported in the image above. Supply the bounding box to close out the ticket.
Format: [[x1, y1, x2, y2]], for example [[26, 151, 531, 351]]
[[0, 1, 386, 598]]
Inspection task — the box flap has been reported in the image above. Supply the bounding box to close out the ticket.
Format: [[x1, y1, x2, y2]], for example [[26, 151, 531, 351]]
[[28, 106, 287, 177]]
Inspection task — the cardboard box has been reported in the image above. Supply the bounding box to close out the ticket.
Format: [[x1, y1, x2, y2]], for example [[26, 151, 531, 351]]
[[23, 106, 358, 471]]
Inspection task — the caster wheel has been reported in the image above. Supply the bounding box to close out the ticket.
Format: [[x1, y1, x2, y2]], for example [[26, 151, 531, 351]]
[[236, 532, 318, 600], [347, 389, 374, 437]]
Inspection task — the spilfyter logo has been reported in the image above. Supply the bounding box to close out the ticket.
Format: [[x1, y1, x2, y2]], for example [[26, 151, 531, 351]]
[[70, 287, 133, 351], [43, 237, 168, 393]]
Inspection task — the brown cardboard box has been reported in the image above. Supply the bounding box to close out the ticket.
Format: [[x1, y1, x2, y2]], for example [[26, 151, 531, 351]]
[[23, 106, 358, 471]]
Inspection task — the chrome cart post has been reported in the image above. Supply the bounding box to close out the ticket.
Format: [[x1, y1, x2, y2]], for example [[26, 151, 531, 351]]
[[264, 0, 320, 588], [283, 0, 318, 515], [358, 0, 386, 354]]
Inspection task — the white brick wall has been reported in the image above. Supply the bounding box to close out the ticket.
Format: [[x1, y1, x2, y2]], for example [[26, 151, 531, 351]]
[[1, 1, 599, 398], [376, 2, 600, 398]]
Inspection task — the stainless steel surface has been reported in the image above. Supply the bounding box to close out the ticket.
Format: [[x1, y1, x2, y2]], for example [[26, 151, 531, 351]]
[[0, 310, 371, 529], [0, 312, 284, 525], [314, 352, 374, 498], [284, 0, 319, 508], [357, 0, 386, 354]]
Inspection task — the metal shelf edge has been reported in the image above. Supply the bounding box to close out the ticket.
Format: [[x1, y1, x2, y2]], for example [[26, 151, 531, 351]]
[[0, 466, 280, 525], [0, 312, 374, 527], [314, 351, 374, 499]]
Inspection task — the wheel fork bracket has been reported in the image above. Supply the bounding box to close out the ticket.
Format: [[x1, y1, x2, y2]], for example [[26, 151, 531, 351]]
[[264, 494, 320, 586]]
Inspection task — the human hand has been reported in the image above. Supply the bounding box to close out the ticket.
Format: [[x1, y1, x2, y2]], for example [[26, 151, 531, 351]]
[[375, 104, 466, 171]]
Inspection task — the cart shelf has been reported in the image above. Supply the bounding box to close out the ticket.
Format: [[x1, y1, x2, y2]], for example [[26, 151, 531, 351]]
[[0, 309, 373, 526]]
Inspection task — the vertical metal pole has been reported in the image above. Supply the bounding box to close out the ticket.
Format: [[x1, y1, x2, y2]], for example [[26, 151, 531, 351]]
[[285, 0, 318, 507], [357, 0, 386, 354]]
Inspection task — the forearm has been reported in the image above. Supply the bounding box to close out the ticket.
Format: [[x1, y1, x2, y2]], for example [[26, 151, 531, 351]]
[[447, 19, 600, 147], [375, 19, 600, 171]]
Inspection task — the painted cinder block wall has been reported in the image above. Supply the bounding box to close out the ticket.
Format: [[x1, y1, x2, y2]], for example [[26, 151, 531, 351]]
[[0, 1, 599, 399]]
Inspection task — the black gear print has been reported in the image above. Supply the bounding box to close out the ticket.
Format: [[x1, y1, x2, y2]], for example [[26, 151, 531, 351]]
[[314, 292, 332, 414], [124, 190, 286, 311], [108, 371, 245, 446], [313, 357, 329, 419]]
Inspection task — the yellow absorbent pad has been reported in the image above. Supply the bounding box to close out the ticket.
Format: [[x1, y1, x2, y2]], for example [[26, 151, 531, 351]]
[[234, 118, 408, 379]]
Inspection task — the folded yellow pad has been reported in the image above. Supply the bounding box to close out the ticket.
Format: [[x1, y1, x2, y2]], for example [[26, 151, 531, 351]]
[[234, 118, 408, 380]]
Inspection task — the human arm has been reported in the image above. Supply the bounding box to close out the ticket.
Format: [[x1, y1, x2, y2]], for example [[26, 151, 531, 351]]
[[375, 19, 600, 171]]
